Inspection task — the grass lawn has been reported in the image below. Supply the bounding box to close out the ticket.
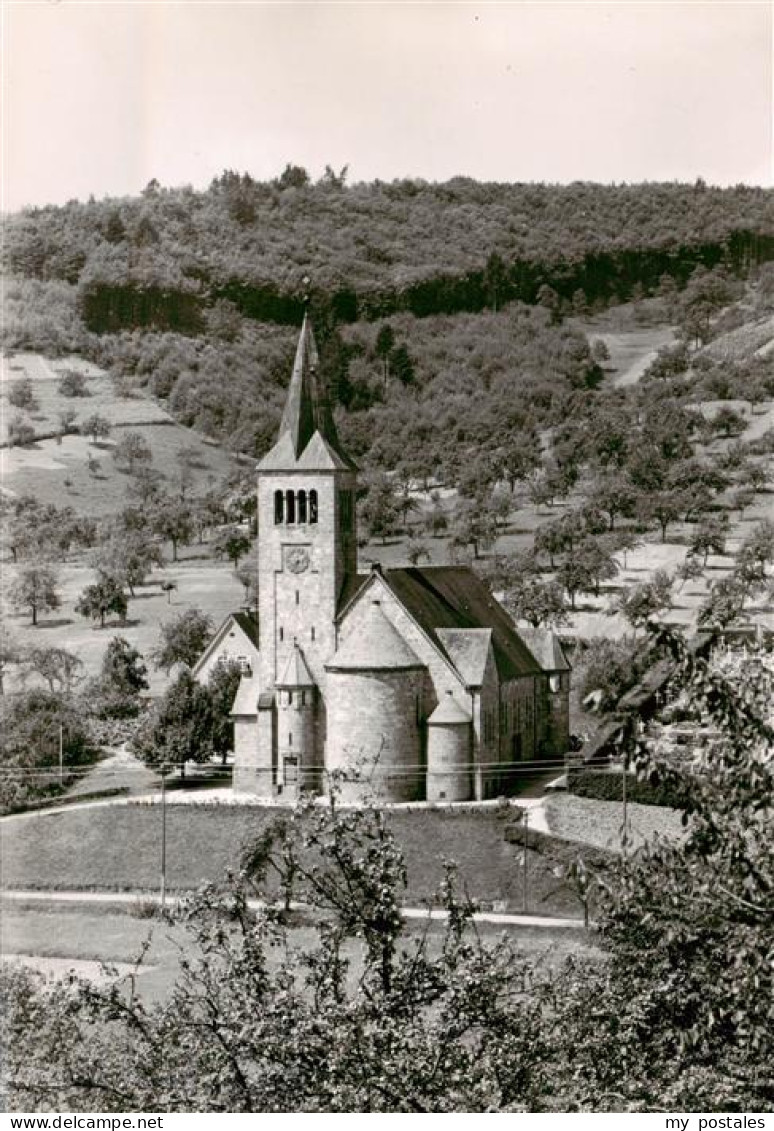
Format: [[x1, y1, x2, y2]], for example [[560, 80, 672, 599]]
[[0, 802, 600, 918], [1, 902, 599, 1004], [544, 792, 686, 853]]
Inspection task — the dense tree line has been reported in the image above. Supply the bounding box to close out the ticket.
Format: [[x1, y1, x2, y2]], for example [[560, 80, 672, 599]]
[[4, 176, 774, 335]]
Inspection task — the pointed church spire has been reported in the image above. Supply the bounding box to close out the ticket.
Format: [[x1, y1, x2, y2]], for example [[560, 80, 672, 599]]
[[273, 297, 353, 468], [279, 312, 321, 459]]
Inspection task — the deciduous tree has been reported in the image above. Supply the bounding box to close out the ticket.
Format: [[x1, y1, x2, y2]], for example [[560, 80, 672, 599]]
[[112, 430, 152, 474], [80, 413, 112, 443], [93, 636, 149, 716], [75, 576, 128, 629], [8, 565, 61, 626], [24, 647, 84, 694], [132, 669, 215, 774], [152, 608, 214, 671], [502, 575, 569, 629]]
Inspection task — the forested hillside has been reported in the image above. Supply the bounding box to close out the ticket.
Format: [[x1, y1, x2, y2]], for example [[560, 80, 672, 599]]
[[6, 174, 774, 326], [3, 172, 774, 473]]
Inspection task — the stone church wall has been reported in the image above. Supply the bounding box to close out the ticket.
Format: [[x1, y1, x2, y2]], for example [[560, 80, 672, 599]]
[[326, 667, 424, 803]]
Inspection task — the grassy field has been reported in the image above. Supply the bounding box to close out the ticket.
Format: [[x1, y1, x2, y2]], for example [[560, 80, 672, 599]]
[[1, 901, 598, 1005], [1, 354, 170, 439], [0, 801, 607, 918], [1, 352, 241, 515]]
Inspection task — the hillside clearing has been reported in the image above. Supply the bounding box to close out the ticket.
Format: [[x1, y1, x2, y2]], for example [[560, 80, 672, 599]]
[[1, 352, 241, 514]]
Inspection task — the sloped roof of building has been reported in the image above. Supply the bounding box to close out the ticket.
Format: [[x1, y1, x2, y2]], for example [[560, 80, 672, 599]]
[[231, 671, 261, 716], [297, 431, 353, 471], [258, 313, 355, 471], [328, 598, 424, 671], [191, 610, 259, 678], [428, 691, 472, 725], [436, 628, 492, 688], [520, 627, 572, 673], [232, 610, 259, 648], [339, 567, 541, 681], [276, 643, 316, 688]]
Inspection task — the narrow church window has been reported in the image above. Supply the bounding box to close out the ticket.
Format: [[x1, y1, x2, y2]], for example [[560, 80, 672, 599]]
[[288, 733, 293, 747], [295, 590, 300, 605], [297, 490, 307, 523], [274, 491, 284, 524], [279, 627, 284, 642], [311, 627, 315, 641], [309, 489, 318, 524], [285, 490, 296, 524]]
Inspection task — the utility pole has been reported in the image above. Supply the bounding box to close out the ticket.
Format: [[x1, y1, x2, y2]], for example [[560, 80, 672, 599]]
[[522, 810, 529, 913], [621, 749, 629, 862], [160, 763, 169, 912], [58, 724, 64, 786]]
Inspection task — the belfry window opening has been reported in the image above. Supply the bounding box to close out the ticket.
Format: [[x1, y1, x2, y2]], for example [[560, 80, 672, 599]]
[[274, 488, 318, 525]]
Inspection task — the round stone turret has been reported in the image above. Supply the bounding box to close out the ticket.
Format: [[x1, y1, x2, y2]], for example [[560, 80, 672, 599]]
[[276, 643, 319, 796], [427, 691, 472, 803], [326, 599, 425, 803]]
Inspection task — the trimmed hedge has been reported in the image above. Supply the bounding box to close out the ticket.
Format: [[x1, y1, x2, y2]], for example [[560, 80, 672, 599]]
[[568, 769, 684, 809]]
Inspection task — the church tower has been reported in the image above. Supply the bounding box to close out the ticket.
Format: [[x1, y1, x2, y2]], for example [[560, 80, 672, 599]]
[[248, 311, 358, 794]]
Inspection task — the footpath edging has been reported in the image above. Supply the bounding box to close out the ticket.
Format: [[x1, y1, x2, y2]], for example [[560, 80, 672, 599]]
[[0, 888, 589, 930]]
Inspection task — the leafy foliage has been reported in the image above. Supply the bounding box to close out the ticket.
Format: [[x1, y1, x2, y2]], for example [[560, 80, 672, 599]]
[[556, 630, 774, 1111], [207, 660, 243, 764], [578, 635, 650, 713], [8, 564, 61, 626], [0, 689, 97, 813], [131, 669, 215, 771], [75, 576, 128, 628], [152, 607, 214, 672], [90, 636, 149, 718]]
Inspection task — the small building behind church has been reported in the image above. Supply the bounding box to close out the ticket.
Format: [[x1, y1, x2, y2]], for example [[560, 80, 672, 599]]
[[203, 313, 570, 803]]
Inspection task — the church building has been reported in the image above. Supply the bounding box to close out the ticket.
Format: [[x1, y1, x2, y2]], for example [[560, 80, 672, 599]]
[[222, 314, 570, 803]]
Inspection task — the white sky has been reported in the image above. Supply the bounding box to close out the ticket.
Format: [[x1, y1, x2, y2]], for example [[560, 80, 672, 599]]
[[2, 1, 772, 211]]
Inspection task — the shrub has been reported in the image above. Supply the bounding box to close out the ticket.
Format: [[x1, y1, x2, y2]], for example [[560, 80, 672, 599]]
[[568, 768, 685, 809], [58, 370, 90, 397]]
